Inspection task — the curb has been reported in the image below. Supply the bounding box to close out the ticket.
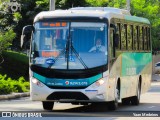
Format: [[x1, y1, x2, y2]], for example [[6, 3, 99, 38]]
[[0, 92, 30, 100]]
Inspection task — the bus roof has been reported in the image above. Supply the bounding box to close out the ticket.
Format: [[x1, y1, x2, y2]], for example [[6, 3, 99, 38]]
[[34, 7, 150, 25]]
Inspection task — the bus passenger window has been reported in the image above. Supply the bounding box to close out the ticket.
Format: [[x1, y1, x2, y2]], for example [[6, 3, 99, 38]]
[[127, 25, 132, 50], [121, 24, 127, 50], [147, 28, 151, 50], [133, 26, 138, 50], [136, 26, 140, 50], [117, 23, 121, 50], [143, 27, 147, 50], [139, 27, 143, 50]]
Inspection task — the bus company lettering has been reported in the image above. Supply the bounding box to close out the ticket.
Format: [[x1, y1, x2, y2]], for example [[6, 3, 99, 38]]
[[65, 81, 88, 86], [126, 67, 136, 75], [47, 82, 63, 86]]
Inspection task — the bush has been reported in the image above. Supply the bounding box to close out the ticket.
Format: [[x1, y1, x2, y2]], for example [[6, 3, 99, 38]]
[[0, 74, 29, 95], [3, 50, 29, 64], [0, 51, 29, 81]]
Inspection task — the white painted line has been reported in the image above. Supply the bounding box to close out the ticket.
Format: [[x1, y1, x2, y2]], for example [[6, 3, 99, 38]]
[[148, 106, 155, 108]]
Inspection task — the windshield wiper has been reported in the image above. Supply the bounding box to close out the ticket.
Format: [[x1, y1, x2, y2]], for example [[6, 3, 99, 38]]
[[70, 39, 88, 69], [66, 22, 88, 69], [65, 35, 70, 69], [48, 22, 88, 69]]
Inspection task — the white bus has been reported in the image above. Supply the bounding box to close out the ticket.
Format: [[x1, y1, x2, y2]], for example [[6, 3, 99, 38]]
[[21, 7, 152, 110]]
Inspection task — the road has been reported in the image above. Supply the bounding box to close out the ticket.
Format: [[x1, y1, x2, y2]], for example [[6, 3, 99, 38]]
[[0, 81, 160, 120]]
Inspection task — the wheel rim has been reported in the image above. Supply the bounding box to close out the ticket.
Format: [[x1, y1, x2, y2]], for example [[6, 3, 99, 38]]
[[115, 87, 120, 104], [116, 87, 120, 101], [137, 83, 140, 100]]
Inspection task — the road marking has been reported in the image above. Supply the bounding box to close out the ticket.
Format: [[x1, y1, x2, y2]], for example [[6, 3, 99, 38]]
[[148, 106, 155, 108]]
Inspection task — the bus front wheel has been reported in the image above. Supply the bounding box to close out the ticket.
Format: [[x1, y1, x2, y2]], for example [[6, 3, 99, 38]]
[[42, 101, 54, 110], [108, 85, 119, 110], [130, 81, 141, 105]]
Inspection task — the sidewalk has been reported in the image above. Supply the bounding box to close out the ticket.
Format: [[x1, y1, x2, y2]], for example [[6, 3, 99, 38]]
[[0, 92, 30, 100]]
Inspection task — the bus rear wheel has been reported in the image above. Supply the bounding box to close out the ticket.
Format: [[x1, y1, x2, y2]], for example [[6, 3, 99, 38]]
[[42, 101, 54, 110], [122, 97, 131, 105]]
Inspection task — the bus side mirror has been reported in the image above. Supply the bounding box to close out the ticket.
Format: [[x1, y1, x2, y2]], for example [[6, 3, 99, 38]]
[[21, 25, 34, 49], [114, 33, 119, 48]]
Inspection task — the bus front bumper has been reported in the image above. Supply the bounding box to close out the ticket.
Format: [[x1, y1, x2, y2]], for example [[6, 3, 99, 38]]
[[30, 77, 110, 102]]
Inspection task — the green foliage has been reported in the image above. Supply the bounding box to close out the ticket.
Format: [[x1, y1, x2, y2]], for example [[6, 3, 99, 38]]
[[0, 0, 21, 51], [129, 0, 160, 50], [13, 12, 22, 23], [0, 51, 29, 80], [56, 0, 87, 9], [0, 29, 16, 53], [36, 0, 49, 10], [3, 50, 29, 64], [86, 0, 109, 7], [0, 74, 29, 95], [110, 0, 126, 8]]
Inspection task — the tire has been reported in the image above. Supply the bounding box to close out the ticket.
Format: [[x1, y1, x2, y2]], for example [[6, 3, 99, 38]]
[[42, 101, 54, 110], [108, 85, 119, 110], [71, 102, 79, 105], [130, 82, 141, 105], [122, 97, 131, 105]]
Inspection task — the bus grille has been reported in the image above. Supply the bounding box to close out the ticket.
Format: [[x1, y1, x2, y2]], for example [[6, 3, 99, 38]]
[[47, 86, 88, 89], [47, 92, 89, 100]]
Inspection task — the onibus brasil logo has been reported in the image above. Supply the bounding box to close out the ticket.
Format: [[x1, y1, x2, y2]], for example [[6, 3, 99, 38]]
[[1, 0, 21, 13]]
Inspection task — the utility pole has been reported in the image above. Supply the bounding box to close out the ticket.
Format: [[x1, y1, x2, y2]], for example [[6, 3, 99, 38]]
[[126, 0, 130, 12], [50, 0, 55, 11]]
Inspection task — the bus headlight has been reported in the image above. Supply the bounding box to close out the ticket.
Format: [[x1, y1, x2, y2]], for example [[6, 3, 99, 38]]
[[32, 78, 44, 87], [95, 79, 105, 86], [91, 78, 105, 88]]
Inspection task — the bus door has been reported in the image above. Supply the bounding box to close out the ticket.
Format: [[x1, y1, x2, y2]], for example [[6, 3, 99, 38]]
[[109, 25, 119, 70], [109, 28, 115, 69]]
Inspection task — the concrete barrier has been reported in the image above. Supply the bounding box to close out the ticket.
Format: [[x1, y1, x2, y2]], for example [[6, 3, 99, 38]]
[[0, 92, 30, 100]]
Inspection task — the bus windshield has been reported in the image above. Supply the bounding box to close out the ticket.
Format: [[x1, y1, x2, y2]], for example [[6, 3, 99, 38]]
[[32, 21, 108, 69]]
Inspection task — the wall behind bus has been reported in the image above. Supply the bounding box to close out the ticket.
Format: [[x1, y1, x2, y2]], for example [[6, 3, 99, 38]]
[[152, 54, 160, 74]]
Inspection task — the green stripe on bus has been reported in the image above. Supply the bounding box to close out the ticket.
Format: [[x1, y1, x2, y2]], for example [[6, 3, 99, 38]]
[[121, 53, 152, 76], [125, 15, 150, 24]]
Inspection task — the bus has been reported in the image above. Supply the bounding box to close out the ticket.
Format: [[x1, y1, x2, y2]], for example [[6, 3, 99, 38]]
[[21, 7, 152, 110]]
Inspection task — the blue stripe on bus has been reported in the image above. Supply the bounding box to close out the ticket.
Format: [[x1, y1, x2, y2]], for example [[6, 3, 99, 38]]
[[33, 72, 102, 87]]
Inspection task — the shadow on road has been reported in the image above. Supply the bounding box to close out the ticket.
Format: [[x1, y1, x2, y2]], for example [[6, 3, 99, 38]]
[[49, 103, 160, 113], [40, 102, 160, 117]]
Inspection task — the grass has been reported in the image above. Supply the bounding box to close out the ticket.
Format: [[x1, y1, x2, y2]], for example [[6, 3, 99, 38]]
[[3, 50, 29, 64], [0, 50, 29, 81]]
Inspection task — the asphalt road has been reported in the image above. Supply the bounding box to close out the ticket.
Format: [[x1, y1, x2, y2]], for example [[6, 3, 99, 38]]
[[0, 80, 160, 120]]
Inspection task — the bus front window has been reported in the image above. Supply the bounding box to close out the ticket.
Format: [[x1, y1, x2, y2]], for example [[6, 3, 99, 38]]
[[32, 21, 108, 69]]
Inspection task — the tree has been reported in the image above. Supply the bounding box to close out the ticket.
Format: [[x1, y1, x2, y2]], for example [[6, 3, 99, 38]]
[[0, 0, 21, 65], [56, 0, 87, 9], [0, 0, 18, 53], [0, 29, 16, 53], [130, 0, 160, 51], [85, 0, 109, 7]]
